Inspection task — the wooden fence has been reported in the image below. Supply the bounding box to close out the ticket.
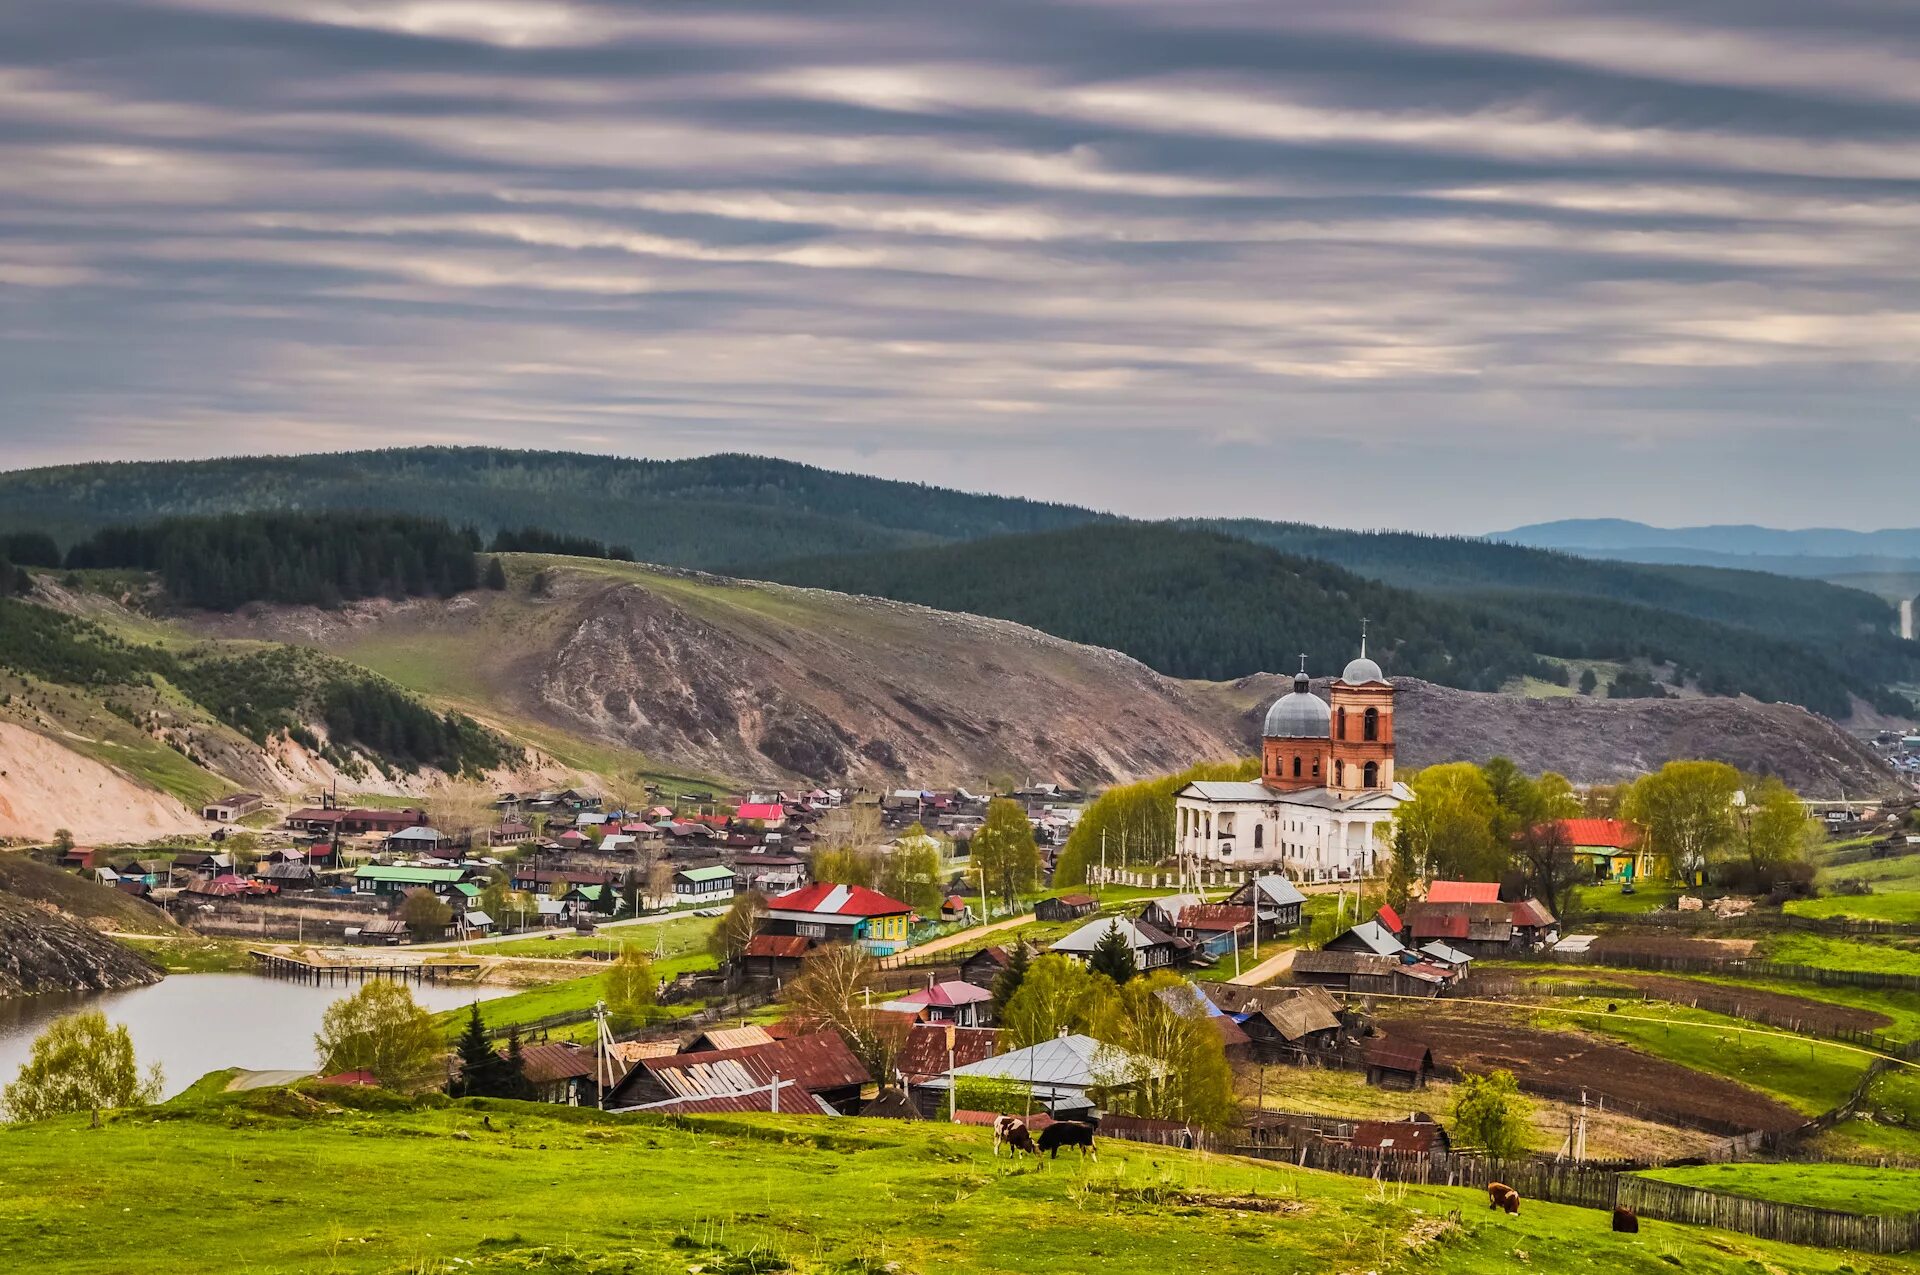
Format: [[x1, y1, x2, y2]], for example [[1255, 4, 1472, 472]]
[[1469, 975, 1917, 1059], [1595, 910, 1920, 938], [1529, 949, 1920, 993], [1236, 1144, 1920, 1252]]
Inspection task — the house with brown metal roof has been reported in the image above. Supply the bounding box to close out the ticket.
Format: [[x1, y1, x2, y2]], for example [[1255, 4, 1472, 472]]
[[1364, 1036, 1436, 1090], [1347, 1114, 1451, 1156], [604, 1031, 870, 1114], [897, 1023, 1000, 1085]]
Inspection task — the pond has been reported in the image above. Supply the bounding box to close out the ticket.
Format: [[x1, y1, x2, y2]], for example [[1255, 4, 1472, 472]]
[[0, 973, 509, 1102]]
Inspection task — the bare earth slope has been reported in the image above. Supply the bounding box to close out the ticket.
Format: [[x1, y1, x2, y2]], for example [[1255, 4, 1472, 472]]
[[0, 722, 209, 843], [196, 558, 1244, 787], [192, 557, 1907, 795], [1223, 675, 1904, 796]]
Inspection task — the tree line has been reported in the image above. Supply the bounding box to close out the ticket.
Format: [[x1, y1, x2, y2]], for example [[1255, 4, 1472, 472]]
[[489, 526, 636, 561], [1052, 758, 1260, 886], [62, 512, 488, 611]]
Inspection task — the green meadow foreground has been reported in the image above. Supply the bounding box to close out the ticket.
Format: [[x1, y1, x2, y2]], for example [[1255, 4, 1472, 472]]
[[3, 1084, 1918, 1275]]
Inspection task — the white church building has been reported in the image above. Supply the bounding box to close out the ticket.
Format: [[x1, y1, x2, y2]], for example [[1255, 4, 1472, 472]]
[[1174, 646, 1410, 881]]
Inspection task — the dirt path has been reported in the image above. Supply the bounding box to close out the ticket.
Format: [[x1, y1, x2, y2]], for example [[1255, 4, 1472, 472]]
[[880, 913, 1035, 967], [1227, 946, 1297, 986]]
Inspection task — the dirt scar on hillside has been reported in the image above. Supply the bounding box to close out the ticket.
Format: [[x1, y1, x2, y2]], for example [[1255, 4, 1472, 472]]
[[0, 721, 207, 843]]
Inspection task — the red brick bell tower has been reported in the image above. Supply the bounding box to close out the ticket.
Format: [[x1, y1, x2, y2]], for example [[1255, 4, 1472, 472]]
[[1328, 625, 1395, 795]]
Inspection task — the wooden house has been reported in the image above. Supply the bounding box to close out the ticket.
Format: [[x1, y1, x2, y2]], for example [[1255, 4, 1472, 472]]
[[958, 945, 1011, 990], [1226, 876, 1306, 931], [1364, 1036, 1435, 1090], [1034, 894, 1097, 923], [604, 1032, 870, 1115], [1048, 916, 1182, 971]]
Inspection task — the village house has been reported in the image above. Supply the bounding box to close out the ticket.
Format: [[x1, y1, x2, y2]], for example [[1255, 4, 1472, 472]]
[[739, 933, 812, 979], [1347, 1113, 1451, 1157], [958, 945, 1012, 990], [1554, 817, 1668, 882], [1202, 983, 1346, 1063], [201, 792, 264, 822], [897, 1023, 1000, 1087], [1291, 950, 1449, 997], [604, 1032, 870, 1115], [1174, 904, 1258, 961], [1137, 893, 1204, 934], [383, 825, 449, 854], [673, 864, 737, 905], [887, 980, 994, 1028], [1049, 915, 1182, 971], [1226, 875, 1307, 931], [286, 807, 430, 836], [354, 864, 470, 898], [760, 883, 917, 956], [1034, 894, 1097, 923], [1364, 1036, 1436, 1090], [683, 1025, 776, 1054], [915, 1033, 1161, 1121]]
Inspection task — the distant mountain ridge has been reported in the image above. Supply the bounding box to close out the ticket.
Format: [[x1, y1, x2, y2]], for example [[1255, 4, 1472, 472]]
[[1494, 518, 1920, 579]]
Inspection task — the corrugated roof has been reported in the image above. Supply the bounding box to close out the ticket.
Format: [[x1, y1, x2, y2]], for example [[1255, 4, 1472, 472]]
[[934, 1034, 1161, 1089], [1364, 1036, 1433, 1072], [897, 980, 994, 1009], [768, 883, 913, 918], [1351, 1119, 1446, 1154], [898, 1024, 1000, 1081], [512, 1041, 598, 1084], [677, 865, 736, 883], [1178, 905, 1254, 933], [743, 934, 813, 959], [1424, 881, 1501, 904], [1510, 898, 1557, 928], [621, 1081, 836, 1116], [1556, 818, 1641, 849], [1050, 915, 1176, 955], [1324, 920, 1405, 956], [685, 1025, 775, 1053], [640, 1032, 869, 1099], [1292, 950, 1403, 977]]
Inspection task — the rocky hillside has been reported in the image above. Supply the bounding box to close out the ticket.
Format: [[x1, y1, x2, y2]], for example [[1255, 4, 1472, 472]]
[[193, 557, 1908, 795], [0, 895, 162, 996], [1223, 676, 1905, 796], [195, 559, 1244, 788]]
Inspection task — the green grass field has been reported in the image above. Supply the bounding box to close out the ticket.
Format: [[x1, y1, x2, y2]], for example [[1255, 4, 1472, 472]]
[[1761, 933, 1920, 976], [1535, 1002, 1870, 1116], [1567, 882, 1684, 916], [1639, 1163, 1920, 1214], [111, 935, 255, 973], [1, 1087, 1914, 1275], [1787, 894, 1920, 924]]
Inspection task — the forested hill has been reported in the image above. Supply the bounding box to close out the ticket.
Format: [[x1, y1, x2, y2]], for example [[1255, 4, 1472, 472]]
[[760, 524, 1908, 719], [0, 448, 1105, 568], [760, 524, 1557, 690]]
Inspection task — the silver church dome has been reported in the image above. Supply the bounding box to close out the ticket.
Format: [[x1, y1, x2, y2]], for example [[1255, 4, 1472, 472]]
[[1263, 670, 1331, 738], [1340, 656, 1387, 685]]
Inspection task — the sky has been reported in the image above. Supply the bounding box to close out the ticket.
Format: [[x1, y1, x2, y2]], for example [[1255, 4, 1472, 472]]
[[3, 1, 1919, 533]]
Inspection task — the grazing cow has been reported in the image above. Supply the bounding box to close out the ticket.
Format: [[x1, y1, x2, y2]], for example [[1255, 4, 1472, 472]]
[[1037, 1120, 1097, 1160], [992, 1115, 1035, 1156], [1487, 1183, 1521, 1215], [1612, 1206, 1639, 1233]]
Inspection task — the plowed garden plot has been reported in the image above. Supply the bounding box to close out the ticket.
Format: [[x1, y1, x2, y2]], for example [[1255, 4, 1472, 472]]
[[1377, 1011, 1809, 1135], [1587, 935, 1756, 960]]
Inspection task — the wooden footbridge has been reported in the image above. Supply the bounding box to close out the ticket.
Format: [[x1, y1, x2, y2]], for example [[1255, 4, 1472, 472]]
[[249, 949, 484, 986]]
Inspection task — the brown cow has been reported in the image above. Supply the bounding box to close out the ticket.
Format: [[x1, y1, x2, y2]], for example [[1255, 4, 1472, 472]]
[[1487, 1183, 1521, 1215], [1612, 1206, 1639, 1233]]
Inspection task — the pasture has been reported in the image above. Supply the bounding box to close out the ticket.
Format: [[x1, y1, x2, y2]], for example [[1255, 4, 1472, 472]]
[[1, 1087, 1915, 1275], [1639, 1163, 1920, 1215]]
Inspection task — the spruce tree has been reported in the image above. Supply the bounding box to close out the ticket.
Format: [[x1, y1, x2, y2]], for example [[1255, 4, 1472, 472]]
[[452, 1002, 499, 1097], [501, 1028, 535, 1100], [990, 941, 1030, 1019], [484, 557, 508, 590], [1088, 920, 1138, 985]]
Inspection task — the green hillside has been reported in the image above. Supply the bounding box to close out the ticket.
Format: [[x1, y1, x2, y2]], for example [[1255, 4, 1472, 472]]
[[0, 448, 1104, 568], [1, 1088, 1906, 1275]]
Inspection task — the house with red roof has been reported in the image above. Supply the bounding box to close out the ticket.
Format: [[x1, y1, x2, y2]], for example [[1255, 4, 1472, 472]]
[[762, 882, 916, 955], [1422, 880, 1501, 905], [733, 802, 786, 827], [1550, 817, 1667, 881]]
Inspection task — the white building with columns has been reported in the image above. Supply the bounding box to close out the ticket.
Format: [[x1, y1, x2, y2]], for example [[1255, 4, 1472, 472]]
[[1174, 648, 1410, 881]]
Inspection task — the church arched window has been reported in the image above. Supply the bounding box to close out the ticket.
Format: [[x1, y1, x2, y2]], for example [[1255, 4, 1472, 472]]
[[1363, 761, 1379, 787], [1312, 758, 1320, 778], [1254, 825, 1264, 849], [1292, 755, 1302, 778], [1335, 760, 1345, 787], [1336, 707, 1347, 740], [1364, 707, 1379, 741]]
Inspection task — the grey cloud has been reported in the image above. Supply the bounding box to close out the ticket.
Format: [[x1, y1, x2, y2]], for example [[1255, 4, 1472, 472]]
[[1, 0, 1917, 530]]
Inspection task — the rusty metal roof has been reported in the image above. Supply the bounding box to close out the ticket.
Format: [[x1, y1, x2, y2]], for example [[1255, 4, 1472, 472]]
[[640, 1031, 869, 1099]]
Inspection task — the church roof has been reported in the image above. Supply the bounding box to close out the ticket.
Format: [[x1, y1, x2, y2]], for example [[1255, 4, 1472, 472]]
[[1338, 656, 1387, 685], [1179, 781, 1410, 811], [1263, 668, 1331, 738]]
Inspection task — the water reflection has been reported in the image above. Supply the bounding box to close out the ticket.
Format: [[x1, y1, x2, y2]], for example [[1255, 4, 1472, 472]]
[[0, 974, 509, 1101]]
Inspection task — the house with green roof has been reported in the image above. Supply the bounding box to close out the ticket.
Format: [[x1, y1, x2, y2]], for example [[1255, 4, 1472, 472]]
[[354, 864, 470, 897], [674, 864, 736, 905]]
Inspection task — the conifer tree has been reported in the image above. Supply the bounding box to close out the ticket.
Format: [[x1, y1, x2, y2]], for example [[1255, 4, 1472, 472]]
[[1088, 920, 1138, 985], [990, 941, 1031, 1019], [451, 1003, 499, 1097], [501, 1028, 535, 1100]]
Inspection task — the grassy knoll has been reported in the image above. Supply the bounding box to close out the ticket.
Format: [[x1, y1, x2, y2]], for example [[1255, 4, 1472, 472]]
[[1, 1089, 1914, 1275], [1535, 1002, 1870, 1116], [1787, 894, 1920, 924], [438, 972, 610, 1041], [0, 852, 178, 931], [1762, 934, 1920, 976], [1639, 1163, 1920, 1214], [112, 935, 255, 973]]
